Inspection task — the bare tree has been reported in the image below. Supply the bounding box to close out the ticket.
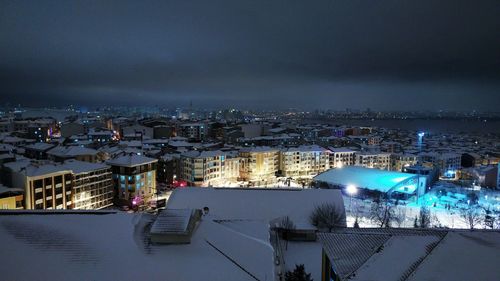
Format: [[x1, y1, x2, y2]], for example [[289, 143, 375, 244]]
[[278, 216, 296, 231], [459, 206, 483, 230], [370, 197, 395, 228], [393, 206, 406, 228], [418, 206, 432, 228], [310, 203, 345, 232]]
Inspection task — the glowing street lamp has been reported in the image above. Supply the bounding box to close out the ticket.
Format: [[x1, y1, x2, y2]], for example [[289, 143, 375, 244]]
[[347, 185, 358, 195], [346, 184, 358, 212]]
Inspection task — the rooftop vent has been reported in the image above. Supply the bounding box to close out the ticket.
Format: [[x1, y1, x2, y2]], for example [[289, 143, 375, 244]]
[[150, 209, 202, 244]]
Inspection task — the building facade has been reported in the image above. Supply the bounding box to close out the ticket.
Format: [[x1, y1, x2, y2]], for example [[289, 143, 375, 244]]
[[108, 154, 158, 205], [239, 147, 279, 185], [280, 145, 330, 177]]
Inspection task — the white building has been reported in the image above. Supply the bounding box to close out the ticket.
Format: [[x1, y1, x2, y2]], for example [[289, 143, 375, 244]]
[[329, 147, 356, 168], [280, 145, 330, 177], [239, 147, 279, 185], [355, 152, 391, 170]]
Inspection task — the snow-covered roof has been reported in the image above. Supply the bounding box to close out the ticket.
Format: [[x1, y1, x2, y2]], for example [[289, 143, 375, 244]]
[[47, 146, 98, 157], [4, 159, 72, 177], [0, 185, 24, 195], [239, 146, 279, 153], [283, 145, 329, 153], [318, 228, 500, 281], [61, 160, 110, 174], [167, 187, 346, 228], [329, 147, 356, 153], [314, 166, 418, 193], [106, 153, 157, 167], [0, 212, 274, 281], [24, 142, 55, 151], [181, 150, 223, 158]]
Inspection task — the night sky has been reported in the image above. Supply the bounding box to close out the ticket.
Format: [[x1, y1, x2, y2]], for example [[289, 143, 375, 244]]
[[1, 0, 499, 110]]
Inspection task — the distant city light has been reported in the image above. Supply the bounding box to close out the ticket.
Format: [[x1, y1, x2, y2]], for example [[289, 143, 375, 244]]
[[418, 132, 425, 137]]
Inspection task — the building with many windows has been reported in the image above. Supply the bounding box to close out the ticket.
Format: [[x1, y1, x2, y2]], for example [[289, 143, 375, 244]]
[[355, 152, 391, 170], [329, 147, 356, 168], [107, 153, 157, 206], [177, 123, 208, 141], [279, 145, 330, 177], [390, 153, 418, 172], [179, 150, 225, 186], [63, 160, 114, 210], [3, 160, 73, 209], [239, 147, 279, 185]]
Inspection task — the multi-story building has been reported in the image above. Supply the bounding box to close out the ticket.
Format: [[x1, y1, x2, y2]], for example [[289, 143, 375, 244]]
[[420, 152, 461, 178], [177, 123, 208, 141], [63, 160, 114, 210], [107, 153, 158, 205], [280, 145, 330, 177], [329, 147, 356, 168], [239, 147, 279, 185], [224, 152, 241, 182], [179, 150, 224, 186], [3, 160, 73, 210], [355, 152, 391, 170], [390, 153, 418, 172], [157, 154, 180, 186], [0, 185, 23, 209]]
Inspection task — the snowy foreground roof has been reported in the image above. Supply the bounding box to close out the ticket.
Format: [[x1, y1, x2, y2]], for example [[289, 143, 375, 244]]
[[167, 187, 346, 228], [318, 228, 500, 281], [314, 166, 419, 194], [0, 211, 274, 281]]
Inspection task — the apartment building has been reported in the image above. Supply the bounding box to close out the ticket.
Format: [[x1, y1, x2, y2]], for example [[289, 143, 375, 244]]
[[390, 153, 418, 172], [355, 152, 391, 170], [280, 145, 330, 177], [63, 160, 114, 210], [3, 160, 73, 210], [239, 147, 279, 185], [179, 150, 224, 186], [329, 147, 356, 168], [107, 153, 158, 205]]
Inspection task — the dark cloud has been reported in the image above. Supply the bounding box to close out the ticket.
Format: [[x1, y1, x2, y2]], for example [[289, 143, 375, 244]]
[[0, 0, 499, 110]]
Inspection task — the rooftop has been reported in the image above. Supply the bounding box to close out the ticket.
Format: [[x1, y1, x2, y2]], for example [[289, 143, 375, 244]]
[[314, 166, 419, 194], [318, 228, 500, 281], [0, 212, 273, 281], [47, 146, 98, 157], [167, 187, 346, 228], [106, 153, 157, 167]]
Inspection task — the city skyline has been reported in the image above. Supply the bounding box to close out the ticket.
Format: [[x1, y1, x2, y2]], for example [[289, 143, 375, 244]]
[[1, 0, 499, 110]]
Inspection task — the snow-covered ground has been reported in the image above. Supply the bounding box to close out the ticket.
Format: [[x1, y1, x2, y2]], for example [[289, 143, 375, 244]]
[[344, 195, 497, 229]]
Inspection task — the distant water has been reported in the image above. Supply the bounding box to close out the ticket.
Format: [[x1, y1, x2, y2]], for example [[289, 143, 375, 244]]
[[305, 119, 500, 134]]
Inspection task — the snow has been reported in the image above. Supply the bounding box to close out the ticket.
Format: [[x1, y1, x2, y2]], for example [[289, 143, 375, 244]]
[[351, 235, 440, 281], [407, 231, 500, 281], [318, 228, 500, 281], [47, 146, 98, 157], [106, 153, 157, 167], [62, 159, 109, 174], [314, 166, 418, 193], [283, 241, 323, 281], [166, 187, 346, 227], [0, 212, 272, 281]]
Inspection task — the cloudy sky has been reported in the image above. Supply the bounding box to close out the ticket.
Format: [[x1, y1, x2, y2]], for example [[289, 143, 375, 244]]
[[0, 0, 499, 110]]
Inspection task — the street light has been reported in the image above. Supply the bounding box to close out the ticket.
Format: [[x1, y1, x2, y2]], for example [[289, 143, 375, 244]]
[[347, 184, 358, 196], [346, 185, 358, 212]]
